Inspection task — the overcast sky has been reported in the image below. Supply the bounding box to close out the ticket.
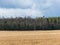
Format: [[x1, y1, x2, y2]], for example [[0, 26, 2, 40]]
[[0, 0, 60, 18]]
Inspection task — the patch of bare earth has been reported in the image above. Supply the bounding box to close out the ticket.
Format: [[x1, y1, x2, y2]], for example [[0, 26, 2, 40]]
[[0, 30, 60, 45]]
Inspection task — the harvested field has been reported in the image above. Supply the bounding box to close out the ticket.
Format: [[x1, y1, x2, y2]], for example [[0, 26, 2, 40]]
[[0, 30, 60, 45]]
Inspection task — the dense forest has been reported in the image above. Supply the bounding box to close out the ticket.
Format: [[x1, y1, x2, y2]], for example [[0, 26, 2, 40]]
[[0, 16, 60, 30]]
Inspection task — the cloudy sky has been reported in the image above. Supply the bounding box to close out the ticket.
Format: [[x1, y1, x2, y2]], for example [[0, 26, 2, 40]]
[[0, 0, 60, 18]]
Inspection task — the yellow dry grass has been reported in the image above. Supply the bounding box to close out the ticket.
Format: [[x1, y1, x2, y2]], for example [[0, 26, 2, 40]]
[[0, 30, 60, 45]]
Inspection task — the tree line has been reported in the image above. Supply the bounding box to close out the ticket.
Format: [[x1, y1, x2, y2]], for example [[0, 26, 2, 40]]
[[0, 17, 60, 30]]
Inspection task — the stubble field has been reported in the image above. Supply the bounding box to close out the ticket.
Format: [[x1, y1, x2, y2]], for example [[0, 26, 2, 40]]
[[0, 30, 60, 45]]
